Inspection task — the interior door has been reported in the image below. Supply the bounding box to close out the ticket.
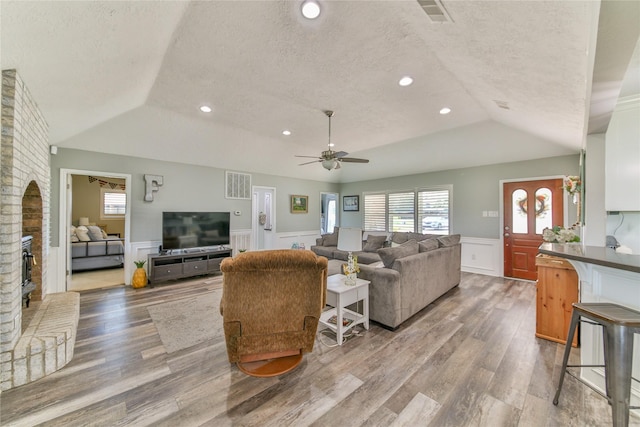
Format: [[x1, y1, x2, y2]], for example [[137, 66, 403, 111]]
[[503, 179, 563, 280]]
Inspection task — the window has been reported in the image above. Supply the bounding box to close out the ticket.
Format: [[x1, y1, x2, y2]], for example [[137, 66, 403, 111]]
[[418, 188, 450, 235], [364, 186, 451, 234], [389, 191, 414, 232], [101, 188, 126, 219], [363, 193, 386, 231]]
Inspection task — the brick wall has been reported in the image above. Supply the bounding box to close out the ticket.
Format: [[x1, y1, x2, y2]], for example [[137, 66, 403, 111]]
[[0, 69, 51, 391]]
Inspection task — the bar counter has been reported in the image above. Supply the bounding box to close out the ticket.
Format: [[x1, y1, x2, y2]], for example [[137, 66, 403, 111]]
[[537, 242, 640, 407], [538, 242, 640, 274]]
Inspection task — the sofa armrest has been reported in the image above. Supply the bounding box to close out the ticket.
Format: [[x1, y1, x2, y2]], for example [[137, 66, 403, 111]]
[[315, 237, 324, 246]]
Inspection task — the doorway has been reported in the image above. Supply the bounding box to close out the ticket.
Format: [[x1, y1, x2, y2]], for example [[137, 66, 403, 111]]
[[59, 169, 132, 293], [320, 192, 339, 235], [252, 186, 276, 250], [503, 178, 564, 280]]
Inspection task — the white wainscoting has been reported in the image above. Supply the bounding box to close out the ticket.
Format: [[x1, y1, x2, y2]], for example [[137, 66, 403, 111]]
[[230, 229, 251, 255], [460, 236, 501, 277], [273, 230, 321, 250]]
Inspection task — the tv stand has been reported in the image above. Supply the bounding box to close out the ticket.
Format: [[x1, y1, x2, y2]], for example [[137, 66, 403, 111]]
[[148, 247, 232, 285]]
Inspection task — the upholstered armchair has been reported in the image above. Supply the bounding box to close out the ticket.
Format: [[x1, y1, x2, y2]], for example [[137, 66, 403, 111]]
[[220, 249, 328, 377]]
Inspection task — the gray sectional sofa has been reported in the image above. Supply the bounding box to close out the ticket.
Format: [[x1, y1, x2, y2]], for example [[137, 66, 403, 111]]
[[312, 229, 461, 329]]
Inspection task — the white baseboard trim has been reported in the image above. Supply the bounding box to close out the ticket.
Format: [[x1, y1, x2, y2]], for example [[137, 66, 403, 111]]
[[460, 236, 501, 277]]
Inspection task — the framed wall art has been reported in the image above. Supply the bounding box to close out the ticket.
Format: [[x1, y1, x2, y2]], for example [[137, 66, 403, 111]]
[[343, 195, 359, 211], [290, 195, 308, 214]]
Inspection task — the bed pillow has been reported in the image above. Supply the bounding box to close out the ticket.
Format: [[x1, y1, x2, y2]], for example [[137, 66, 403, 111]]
[[75, 226, 91, 242], [87, 225, 104, 241], [101, 229, 109, 239], [362, 235, 387, 252], [377, 239, 419, 268], [70, 225, 80, 242]]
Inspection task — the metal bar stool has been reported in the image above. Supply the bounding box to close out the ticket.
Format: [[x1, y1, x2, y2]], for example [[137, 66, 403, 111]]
[[553, 302, 640, 427]]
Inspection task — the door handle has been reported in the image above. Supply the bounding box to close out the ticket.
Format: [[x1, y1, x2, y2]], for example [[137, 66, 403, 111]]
[[505, 233, 510, 237]]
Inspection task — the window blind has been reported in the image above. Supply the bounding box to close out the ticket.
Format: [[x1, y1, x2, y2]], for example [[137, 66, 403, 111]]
[[364, 193, 386, 231]]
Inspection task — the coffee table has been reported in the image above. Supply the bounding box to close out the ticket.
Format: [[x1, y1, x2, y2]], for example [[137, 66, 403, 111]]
[[319, 274, 370, 345]]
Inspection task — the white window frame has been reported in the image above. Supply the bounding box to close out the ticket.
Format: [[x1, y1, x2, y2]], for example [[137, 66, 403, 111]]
[[363, 185, 452, 234], [100, 187, 126, 219]]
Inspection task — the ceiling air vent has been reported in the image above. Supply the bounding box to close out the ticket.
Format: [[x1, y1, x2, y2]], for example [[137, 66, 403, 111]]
[[417, 0, 453, 23]]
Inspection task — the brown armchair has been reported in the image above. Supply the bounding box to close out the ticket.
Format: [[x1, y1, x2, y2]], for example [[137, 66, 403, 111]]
[[220, 249, 328, 377]]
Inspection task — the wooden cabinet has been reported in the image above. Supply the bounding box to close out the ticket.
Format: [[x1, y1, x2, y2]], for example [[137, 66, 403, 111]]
[[148, 248, 232, 285], [535, 254, 579, 347]]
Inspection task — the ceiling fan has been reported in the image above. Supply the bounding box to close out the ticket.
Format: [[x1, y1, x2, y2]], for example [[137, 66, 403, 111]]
[[296, 110, 370, 170]]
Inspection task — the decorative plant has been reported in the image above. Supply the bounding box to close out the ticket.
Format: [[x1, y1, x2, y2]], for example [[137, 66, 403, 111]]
[[134, 260, 146, 268], [542, 225, 580, 243], [563, 175, 581, 195]]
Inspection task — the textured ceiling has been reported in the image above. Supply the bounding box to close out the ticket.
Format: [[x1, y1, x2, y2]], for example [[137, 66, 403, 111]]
[[2, 1, 639, 183]]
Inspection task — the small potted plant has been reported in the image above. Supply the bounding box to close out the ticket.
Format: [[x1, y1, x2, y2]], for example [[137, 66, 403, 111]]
[[132, 260, 147, 288]]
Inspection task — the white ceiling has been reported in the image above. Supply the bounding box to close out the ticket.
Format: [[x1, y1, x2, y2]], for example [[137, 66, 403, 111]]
[[2, 1, 639, 183]]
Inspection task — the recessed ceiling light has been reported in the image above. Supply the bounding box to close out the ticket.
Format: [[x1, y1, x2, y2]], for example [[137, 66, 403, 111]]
[[439, 107, 451, 115], [200, 105, 212, 113], [282, 130, 291, 136], [399, 76, 413, 87], [301, 0, 320, 19]]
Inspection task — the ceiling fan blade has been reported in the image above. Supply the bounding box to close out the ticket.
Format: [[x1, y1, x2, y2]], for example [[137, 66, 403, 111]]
[[335, 161, 341, 169], [333, 151, 349, 158], [295, 155, 322, 159], [298, 160, 321, 166], [339, 157, 369, 163]]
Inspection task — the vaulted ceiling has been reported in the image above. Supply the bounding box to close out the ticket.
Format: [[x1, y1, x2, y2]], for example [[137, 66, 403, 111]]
[[2, 1, 639, 183]]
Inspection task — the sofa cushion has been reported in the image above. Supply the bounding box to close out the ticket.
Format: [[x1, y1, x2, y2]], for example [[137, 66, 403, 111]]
[[353, 251, 382, 265], [362, 234, 387, 252], [437, 234, 461, 247], [311, 245, 337, 259], [322, 228, 339, 246], [419, 238, 440, 252], [407, 232, 431, 242], [377, 239, 419, 268]]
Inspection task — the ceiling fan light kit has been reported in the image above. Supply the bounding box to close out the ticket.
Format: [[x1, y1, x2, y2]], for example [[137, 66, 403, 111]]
[[295, 110, 370, 171]]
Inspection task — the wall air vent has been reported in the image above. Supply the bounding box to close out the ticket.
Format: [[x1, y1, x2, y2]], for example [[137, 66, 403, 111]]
[[417, 0, 453, 23], [225, 171, 252, 200]]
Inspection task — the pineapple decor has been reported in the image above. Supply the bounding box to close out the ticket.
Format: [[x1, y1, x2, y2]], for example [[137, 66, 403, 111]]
[[132, 260, 147, 289]]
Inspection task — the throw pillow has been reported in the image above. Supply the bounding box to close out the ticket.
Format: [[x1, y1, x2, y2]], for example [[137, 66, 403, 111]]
[[408, 232, 431, 242], [322, 228, 339, 246], [75, 226, 91, 242], [101, 228, 109, 239], [377, 239, 419, 268], [390, 232, 409, 245], [87, 225, 104, 241], [362, 235, 387, 252], [419, 238, 440, 252], [437, 234, 461, 247]]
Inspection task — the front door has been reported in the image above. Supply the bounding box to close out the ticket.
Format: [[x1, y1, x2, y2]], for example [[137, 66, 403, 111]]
[[503, 179, 563, 280]]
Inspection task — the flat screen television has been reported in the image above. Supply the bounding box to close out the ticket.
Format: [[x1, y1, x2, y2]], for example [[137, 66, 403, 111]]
[[162, 212, 230, 251]]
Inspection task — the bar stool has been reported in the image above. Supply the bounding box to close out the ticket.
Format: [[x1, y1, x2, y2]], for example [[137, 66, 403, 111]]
[[553, 302, 640, 427]]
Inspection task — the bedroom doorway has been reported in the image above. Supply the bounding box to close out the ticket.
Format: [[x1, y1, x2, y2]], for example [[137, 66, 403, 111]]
[[59, 169, 132, 292]]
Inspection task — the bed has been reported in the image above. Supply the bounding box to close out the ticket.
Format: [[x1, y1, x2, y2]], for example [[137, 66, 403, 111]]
[[71, 225, 125, 272]]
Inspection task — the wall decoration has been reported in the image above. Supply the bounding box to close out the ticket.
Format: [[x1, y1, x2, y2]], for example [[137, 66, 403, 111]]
[[144, 174, 164, 202], [291, 195, 308, 214], [343, 195, 359, 211], [88, 175, 126, 190]]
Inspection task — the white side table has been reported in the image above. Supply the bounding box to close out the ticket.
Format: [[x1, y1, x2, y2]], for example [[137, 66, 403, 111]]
[[319, 274, 370, 345]]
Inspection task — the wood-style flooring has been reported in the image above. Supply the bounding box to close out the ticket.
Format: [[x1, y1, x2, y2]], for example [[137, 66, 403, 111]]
[[1, 272, 632, 426]]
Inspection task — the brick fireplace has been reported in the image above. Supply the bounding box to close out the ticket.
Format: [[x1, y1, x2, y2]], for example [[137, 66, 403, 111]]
[[1, 69, 61, 391]]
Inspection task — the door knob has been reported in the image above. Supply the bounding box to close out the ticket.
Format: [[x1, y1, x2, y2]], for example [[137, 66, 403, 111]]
[[505, 226, 510, 231], [505, 233, 510, 237]]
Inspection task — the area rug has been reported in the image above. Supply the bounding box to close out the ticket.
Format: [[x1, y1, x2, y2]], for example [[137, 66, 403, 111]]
[[147, 287, 224, 353]]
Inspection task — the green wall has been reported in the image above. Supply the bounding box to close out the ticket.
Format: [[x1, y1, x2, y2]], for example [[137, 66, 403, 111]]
[[50, 148, 339, 246], [339, 154, 580, 239], [51, 148, 579, 245]]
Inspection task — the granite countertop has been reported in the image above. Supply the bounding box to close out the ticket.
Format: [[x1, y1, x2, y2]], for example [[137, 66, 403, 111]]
[[538, 243, 640, 274]]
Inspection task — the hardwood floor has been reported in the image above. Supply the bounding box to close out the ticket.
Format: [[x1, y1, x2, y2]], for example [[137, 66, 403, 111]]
[[1, 272, 632, 426]]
